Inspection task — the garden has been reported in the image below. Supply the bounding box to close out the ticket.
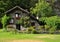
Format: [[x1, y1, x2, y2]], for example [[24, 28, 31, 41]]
[[0, 0, 60, 42], [0, 0, 60, 34]]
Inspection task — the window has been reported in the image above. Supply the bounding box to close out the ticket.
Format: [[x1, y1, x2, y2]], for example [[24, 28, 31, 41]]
[[10, 19, 14, 24], [36, 16, 39, 19], [15, 13, 19, 17]]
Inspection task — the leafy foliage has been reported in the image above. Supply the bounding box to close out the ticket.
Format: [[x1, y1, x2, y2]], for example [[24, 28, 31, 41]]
[[0, 0, 60, 33], [1, 14, 9, 30], [30, 0, 55, 18], [40, 16, 60, 33], [45, 16, 57, 27], [16, 16, 30, 28]]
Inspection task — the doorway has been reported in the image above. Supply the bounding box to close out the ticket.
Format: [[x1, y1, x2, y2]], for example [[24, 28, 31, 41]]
[[16, 24, 20, 30]]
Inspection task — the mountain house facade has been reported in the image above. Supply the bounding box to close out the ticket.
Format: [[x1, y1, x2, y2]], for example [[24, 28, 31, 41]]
[[5, 6, 40, 30]]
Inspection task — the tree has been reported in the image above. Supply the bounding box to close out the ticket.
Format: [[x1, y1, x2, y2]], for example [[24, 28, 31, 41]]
[[0, 0, 38, 12], [29, 0, 38, 8], [0, 1, 8, 17], [1, 14, 9, 30], [30, 0, 54, 18]]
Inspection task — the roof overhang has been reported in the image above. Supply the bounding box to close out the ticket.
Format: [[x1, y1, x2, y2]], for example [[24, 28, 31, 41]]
[[5, 6, 30, 14]]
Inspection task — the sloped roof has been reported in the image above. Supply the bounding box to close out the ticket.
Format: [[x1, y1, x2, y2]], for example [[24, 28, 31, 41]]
[[5, 6, 29, 14]]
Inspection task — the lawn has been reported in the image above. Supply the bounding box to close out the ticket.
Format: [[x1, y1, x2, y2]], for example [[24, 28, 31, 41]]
[[0, 30, 60, 42]]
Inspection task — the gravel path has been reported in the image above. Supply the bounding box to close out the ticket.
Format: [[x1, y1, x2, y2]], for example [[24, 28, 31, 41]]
[[9, 39, 44, 42]]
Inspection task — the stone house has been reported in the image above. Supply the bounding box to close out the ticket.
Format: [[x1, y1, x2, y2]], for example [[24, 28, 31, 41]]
[[5, 6, 40, 30]]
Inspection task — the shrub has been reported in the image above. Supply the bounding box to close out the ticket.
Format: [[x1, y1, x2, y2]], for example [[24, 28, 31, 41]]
[[1, 14, 9, 31], [40, 16, 60, 33], [45, 16, 58, 33], [26, 26, 34, 34], [26, 26, 38, 34], [56, 17, 60, 30], [49, 26, 57, 34], [45, 25, 50, 31]]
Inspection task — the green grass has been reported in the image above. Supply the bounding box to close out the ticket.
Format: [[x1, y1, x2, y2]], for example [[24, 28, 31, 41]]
[[0, 30, 60, 42]]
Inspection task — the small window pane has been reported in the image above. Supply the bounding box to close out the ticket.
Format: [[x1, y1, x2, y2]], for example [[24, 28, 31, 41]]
[[15, 13, 19, 17], [10, 19, 14, 23]]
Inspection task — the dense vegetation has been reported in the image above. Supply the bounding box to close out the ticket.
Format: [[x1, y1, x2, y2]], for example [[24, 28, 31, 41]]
[[0, 0, 60, 34]]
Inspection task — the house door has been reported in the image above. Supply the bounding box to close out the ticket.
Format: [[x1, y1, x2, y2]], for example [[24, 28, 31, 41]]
[[16, 24, 20, 30]]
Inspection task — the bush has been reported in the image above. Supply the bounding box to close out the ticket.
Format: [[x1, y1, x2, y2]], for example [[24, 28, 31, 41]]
[[40, 16, 60, 33], [26, 26, 34, 34], [49, 26, 57, 34], [26, 26, 38, 34], [56, 17, 60, 30], [1, 14, 9, 31], [45, 25, 50, 31]]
